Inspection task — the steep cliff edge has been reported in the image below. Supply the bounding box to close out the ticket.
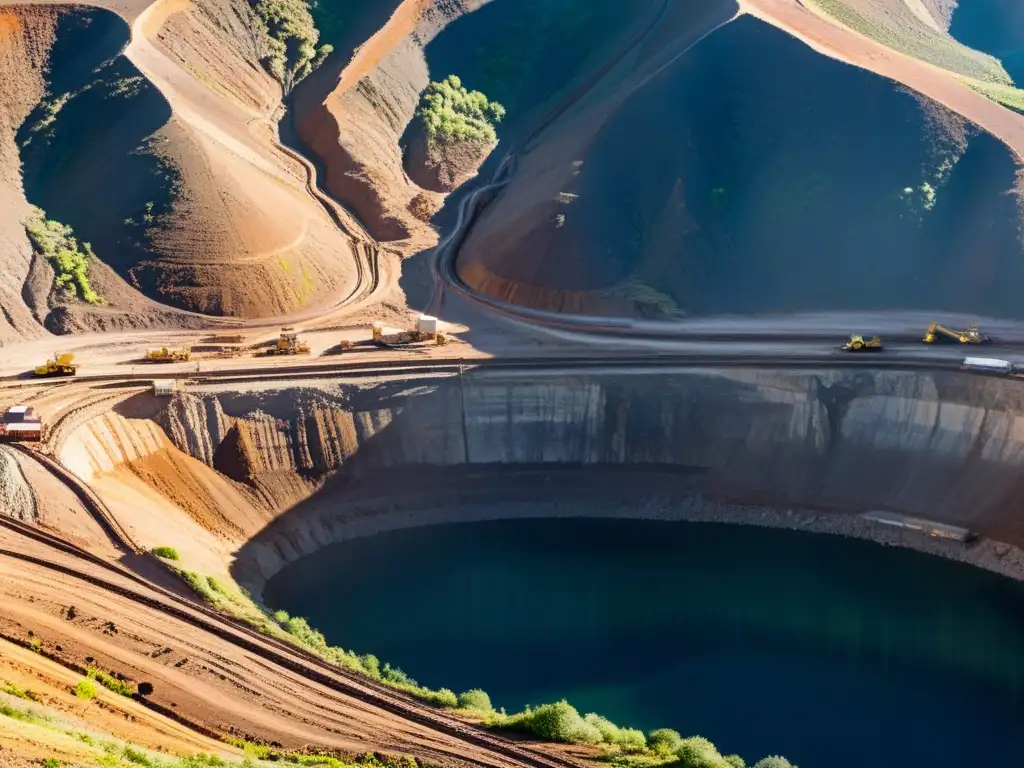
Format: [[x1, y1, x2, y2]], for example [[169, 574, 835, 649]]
[[0, 6, 60, 343], [59, 368, 1024, 598], [294, 0, 491, 245]]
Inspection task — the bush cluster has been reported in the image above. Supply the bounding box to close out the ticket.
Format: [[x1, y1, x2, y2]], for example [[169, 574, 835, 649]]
[[24, 206, 102, 305], [151, 546, 180, 561], [86, 667, 134, 698], [416, 75, 505, 145], [251, 0, 333, 90]]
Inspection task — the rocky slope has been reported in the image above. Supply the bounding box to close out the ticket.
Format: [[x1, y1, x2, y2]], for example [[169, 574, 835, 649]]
[[0, 0, 358, 336], [0, 6, 60, 344], [294, 0, 494, 245], [457, 8, 1024, 318], [52, 368, 1024, 597]]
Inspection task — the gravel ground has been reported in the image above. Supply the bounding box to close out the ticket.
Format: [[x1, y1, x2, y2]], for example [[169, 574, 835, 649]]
[[0, 446, 36, 522]]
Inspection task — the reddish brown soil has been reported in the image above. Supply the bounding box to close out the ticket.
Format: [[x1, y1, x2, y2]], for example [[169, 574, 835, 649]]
[[295, 0, 488, 248], [0, 523, 579, 768]]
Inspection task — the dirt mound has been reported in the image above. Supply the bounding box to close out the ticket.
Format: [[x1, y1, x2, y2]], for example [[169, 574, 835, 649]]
[[457, 7, 1024, 319], [404, 122, 495, 193]]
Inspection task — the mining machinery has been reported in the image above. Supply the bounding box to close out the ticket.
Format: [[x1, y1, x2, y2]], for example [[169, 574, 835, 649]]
[[922, 322, 990, 345], [840, 334, 883, 352], [145, 347, 191, 362], [264, 327, 310, 355], [372, 316, 448, 347], [33, 353, 77, 377]]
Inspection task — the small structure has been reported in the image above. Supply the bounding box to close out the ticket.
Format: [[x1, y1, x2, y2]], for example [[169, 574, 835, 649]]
[[151, 379, 178, 397], [0, 405, 42, 442]]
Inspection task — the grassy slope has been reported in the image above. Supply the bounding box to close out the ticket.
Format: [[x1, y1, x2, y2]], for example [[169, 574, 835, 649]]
[[805, 0, 1024, 112]]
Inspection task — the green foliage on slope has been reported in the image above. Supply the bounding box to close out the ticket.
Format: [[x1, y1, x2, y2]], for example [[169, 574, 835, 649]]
[[804, 0, 1011, 84], [24, 206, 102, 305], [251, 0, 333, 90], [416, 75, 506, 145]]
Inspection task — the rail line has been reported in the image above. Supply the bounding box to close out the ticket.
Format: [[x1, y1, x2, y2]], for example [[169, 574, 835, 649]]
[[0, 515, 586, 768]]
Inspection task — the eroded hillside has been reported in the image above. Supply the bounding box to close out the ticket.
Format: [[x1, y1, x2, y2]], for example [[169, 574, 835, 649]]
[[0, 0, 360, 336]]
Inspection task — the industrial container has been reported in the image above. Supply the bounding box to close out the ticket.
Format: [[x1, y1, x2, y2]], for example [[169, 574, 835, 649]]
[[152, 380, 177, 396], [417, 315, 438, 335], [0, 423, 42, 442], [961, 357, 1014, 374]]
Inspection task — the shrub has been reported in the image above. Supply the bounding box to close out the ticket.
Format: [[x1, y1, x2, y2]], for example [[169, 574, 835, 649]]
[[724, 757, 746, 768], [416, 75, 505, 145], [87, 668, 134, 698], [23, 207, 102, 305], [501, 700, 602, 744], [358, 654, 380, 678], [648, 728, 683, 755], [123, 744, 153, 766], [752, 758, 794, 768], [1, 681, 36, 701], [43, 760, 61, 768], [251, 0, 332, 89], [206, 576, 226, 595], [75, 679, 97, 701], [413, 687, 457, 708], [457, 689, 494, 714], [152, 546, 180, 561], [674, 737, 731, 768]]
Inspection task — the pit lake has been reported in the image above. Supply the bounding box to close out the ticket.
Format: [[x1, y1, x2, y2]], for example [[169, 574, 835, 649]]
[[263, 517, 1024, 767]]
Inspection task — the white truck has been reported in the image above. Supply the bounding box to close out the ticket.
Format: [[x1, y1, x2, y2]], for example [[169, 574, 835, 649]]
[[961, 357, 1014, 375]]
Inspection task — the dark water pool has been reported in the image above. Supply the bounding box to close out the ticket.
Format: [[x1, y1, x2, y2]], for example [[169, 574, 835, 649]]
[[949, 0, 1024, 84], [264, 517, 1024, 767]]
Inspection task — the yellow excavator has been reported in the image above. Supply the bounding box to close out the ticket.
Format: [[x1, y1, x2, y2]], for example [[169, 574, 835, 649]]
[[146, 347, 191, 362], [841, 334, 883, 352], [922, 322, 990, 345], [264, 327, 310, 355], [33, 352, 77, 377]]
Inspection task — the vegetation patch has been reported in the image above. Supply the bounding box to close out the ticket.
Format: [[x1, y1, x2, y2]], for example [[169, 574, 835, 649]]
[[416, 75, 505, 145], [86, 668, 134, 698], [804, 0, 1012, 84], [169, 570, 791, 767], [74, 678, 97, 701], [251, 0, 333, 91], [2, 680, 39, 701], [151, 546, 181, 561], [24, 207, 103, 305], [961, 78, 1024, 114]]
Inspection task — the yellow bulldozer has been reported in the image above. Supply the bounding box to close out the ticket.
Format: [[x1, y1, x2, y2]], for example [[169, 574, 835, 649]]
[[840, 334, 883, 352], [146, 347, 191, 363], [33, 353, 77, 377], [922, 322, 990, 345], [264, 327, 310, 355]]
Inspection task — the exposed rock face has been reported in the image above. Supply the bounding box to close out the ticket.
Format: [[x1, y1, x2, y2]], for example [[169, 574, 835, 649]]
[[110, 369, 1024, 593], [0, 5, 60, 344], [404, 122, 494, 193]]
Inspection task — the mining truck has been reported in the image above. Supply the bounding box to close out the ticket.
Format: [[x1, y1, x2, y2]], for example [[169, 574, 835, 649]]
[[840, 334, 883, 352], [146, 347, 191, 363], [923, 322, 990, 344], [372, 316, 447, 347], [33, 353, 77, 377], [264, 327, 310, 355]]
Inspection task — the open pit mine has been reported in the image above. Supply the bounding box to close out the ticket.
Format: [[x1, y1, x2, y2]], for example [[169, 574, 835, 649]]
[[3, 0, 1024, 767]]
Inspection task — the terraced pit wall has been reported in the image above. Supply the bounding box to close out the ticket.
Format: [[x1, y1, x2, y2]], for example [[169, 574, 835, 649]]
[[59, 369, 1024, 590]]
